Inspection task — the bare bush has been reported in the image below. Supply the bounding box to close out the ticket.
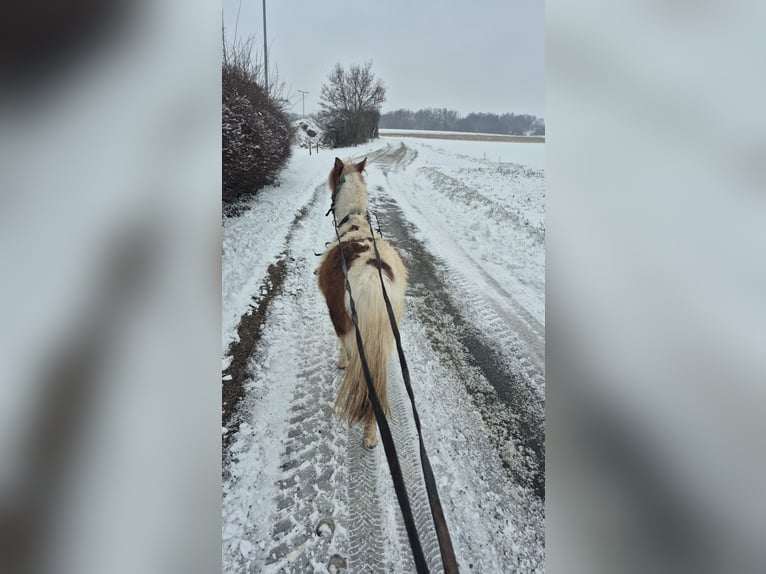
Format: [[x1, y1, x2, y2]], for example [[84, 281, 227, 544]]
[[222, 37, 291, 215]]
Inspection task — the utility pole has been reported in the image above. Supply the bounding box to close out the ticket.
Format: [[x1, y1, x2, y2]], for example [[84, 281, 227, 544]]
[[298, 90, 309, 118], [262, 0, 268, 94]]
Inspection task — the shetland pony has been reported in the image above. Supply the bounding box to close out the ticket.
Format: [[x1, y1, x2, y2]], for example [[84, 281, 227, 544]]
[[317, 157, 408, 448]]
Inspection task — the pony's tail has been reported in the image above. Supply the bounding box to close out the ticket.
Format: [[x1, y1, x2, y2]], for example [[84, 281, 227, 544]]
[[334, 275, 395, 426]]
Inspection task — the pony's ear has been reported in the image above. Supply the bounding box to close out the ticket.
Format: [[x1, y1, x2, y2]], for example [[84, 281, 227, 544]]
[[354, 157, 367, 173], [333, 157, 345, 177]]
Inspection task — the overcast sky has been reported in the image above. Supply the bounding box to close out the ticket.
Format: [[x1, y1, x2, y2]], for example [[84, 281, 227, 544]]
[[222, 0, 544, 118]]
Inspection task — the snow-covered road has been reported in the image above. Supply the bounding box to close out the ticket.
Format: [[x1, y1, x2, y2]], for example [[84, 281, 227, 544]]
[[222, 138, 545, 573]]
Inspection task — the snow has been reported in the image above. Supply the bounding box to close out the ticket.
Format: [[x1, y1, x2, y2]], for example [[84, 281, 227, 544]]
[[291, 117, 324, 148], [222, 136, 545, 572], [371, 139, 545, 325], [381, 132, 546, 169]]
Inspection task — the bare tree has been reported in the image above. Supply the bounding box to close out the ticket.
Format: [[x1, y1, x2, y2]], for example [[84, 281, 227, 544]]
[[318, 61, 386, 147]]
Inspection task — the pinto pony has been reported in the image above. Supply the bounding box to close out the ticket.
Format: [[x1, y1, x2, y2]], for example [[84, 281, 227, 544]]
[[317, 157, 408, 448]]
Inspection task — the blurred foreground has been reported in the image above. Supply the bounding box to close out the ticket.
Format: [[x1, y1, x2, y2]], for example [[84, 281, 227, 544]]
[[548, 1, 766, 573], [0, 2, 220, 573]]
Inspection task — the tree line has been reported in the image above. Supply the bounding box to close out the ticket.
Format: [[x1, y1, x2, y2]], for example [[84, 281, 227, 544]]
[[379, 108, 545, 136]]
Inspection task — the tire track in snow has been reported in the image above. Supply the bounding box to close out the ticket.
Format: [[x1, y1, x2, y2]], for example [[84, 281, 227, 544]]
[[419, 166, 545, 246], [258, 186, 356, 572], [242, 177, 393, 573], [342, 141, 446, 572], [367, 144, 545, 568], [261, 164, 439, 573], [366, 141, 418, 175], [435, 266, 545, 386], [223, 197, 316, 446], [223, 183, 356, 573], [225, 141, 545, 574], [367, 170, 545, 499], [377, 173, 545, 376], [395, 314, 546, 572], [411, 165, 545, 367], [345, 430, 386, 573], [383, 363, 444, 573], [262, 321, 350, 572]]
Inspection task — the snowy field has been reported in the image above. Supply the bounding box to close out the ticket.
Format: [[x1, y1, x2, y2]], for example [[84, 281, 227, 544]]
[[222, 137, 545, 572], [381, 134, 546, 170], [379, 129, 541, 138]]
